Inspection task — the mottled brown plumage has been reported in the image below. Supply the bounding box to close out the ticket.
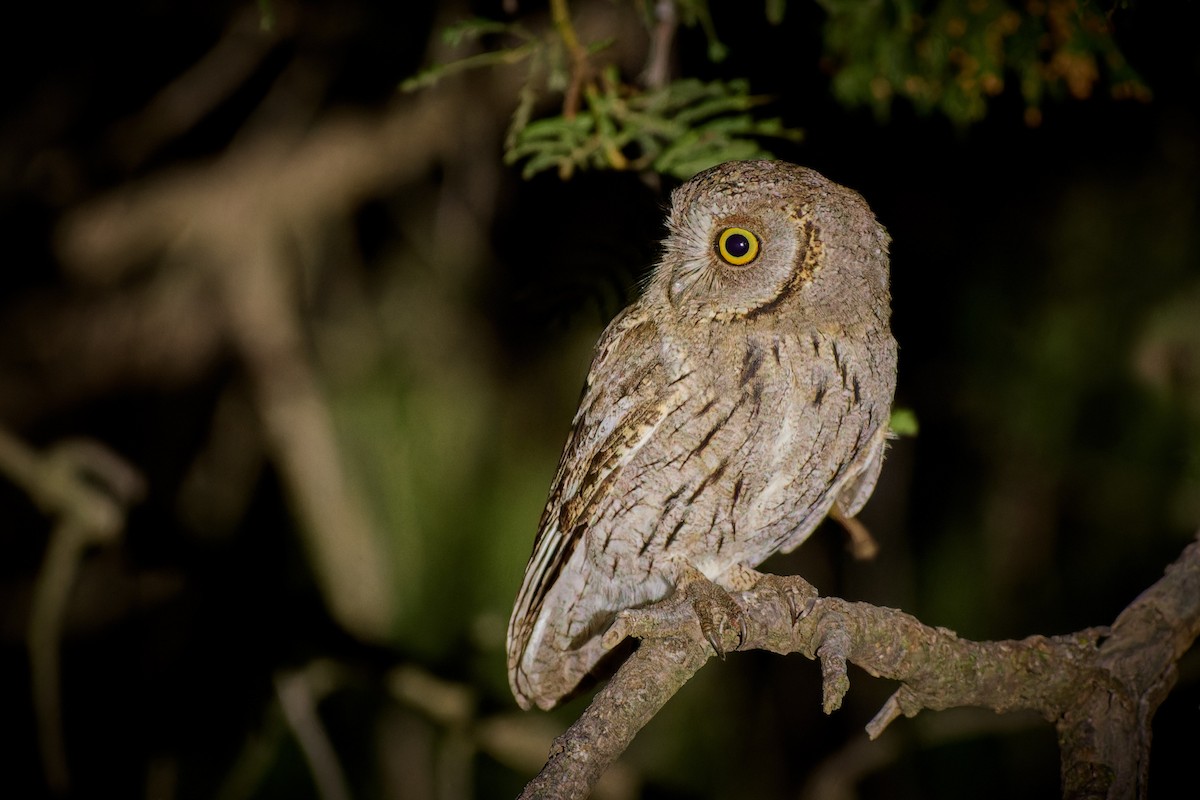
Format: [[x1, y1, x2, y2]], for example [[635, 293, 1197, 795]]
[[507, 160, 897, 710]]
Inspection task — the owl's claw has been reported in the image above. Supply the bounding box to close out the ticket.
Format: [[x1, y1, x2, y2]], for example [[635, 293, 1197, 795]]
[[715, 564, 819, 628], [691, 581, 747, 658], [797, 595, 818, 625], [746, 572, 819, 627], [675, 561, 748, 657], [601, 564, 749, 657], [602, 566, 819, 661]]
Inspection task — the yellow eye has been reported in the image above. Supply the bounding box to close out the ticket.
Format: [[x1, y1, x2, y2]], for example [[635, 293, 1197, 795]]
[[716, 227, 759, 265]]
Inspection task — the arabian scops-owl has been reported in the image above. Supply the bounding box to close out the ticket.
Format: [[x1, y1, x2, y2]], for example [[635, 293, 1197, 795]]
[[507, 160, 897, 710]]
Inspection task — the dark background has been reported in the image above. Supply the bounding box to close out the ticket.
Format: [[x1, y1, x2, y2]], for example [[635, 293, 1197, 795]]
[[1, 1, 1196, 798]]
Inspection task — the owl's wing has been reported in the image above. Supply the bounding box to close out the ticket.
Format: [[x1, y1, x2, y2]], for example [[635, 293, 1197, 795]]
[[507, 304, 673, 708], [834, 426, 889, 518]]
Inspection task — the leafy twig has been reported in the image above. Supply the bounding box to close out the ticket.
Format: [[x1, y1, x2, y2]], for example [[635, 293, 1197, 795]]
[[505, 74, 802, 179], [550, 0, 593, 118], [404, 3, 801, 180]]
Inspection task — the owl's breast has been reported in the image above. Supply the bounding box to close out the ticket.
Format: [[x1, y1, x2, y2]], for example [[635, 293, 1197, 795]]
[[743, 327, 892, 556], [580, 323, 888, 585]]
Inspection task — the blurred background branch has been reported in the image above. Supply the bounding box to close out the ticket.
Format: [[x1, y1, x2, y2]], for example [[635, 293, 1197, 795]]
[[54, 89, 475, 641], [0, 430, 144, 793]]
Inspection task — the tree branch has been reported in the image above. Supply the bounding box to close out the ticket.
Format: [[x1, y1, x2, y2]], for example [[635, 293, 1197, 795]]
[[518, 636, 707, 800], [549, 0, 592, 119], [0, 429, 145, 795], [51, 90, 469, 642], [520, 531, 1200, 800]]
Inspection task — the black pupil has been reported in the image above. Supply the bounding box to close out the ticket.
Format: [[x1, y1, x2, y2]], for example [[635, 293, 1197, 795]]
[[725, 233, 750, 258]]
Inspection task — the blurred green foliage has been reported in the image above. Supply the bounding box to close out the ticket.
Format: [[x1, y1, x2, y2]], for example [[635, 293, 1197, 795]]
[[400, 17, 541, 96], [889, 407, 921, 437], [819, 0, 1148, 125]]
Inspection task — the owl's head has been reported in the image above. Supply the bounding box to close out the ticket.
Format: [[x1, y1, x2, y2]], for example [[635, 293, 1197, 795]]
[[652, 160, 890, 324]]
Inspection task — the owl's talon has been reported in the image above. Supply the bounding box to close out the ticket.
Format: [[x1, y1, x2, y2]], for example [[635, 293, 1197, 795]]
[[784, 589, 818, 626], [796, 596, 818, 625], [704, 609, 747, 658], [681, 574, 748, 658], [705, 628, 727, 660], [745, 572, 819, 628], [601, 563, 750, 657]]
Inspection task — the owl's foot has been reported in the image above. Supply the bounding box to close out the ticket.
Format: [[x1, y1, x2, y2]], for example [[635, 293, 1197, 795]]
[[601, 562, 747, 658], [602, 564, 821, 660], [740, 570, 819, 626], [681, 564, 748, 658], [716, 563, 818, 625]]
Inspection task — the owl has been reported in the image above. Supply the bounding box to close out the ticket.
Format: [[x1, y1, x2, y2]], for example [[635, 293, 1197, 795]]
[[507, 160, 897, 710]]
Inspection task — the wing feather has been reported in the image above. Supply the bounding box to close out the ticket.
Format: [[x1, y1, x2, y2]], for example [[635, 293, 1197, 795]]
[[506, 305, 675, 708]]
